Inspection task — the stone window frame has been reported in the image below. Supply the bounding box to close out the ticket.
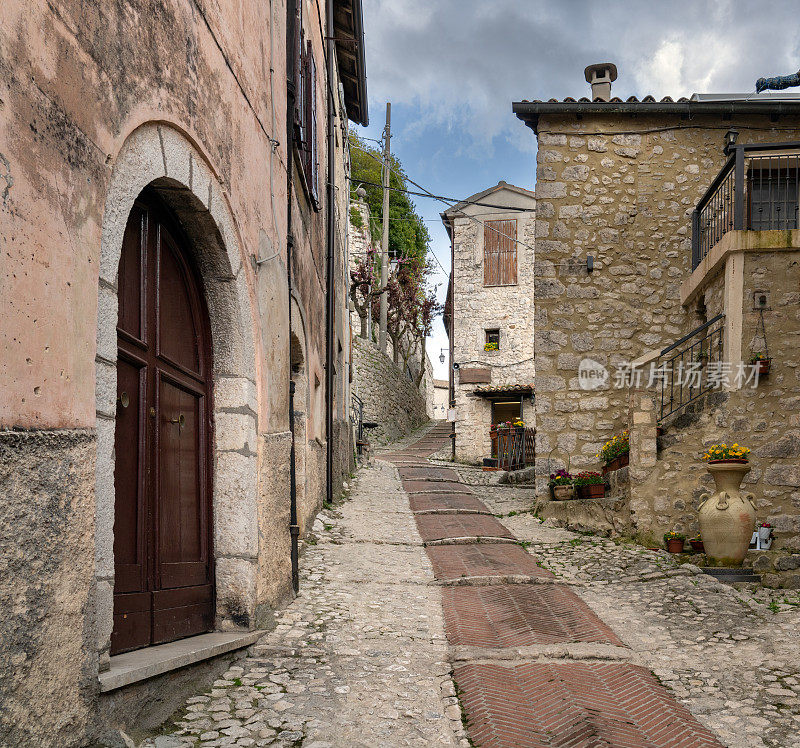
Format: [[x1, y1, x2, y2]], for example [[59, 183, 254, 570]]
[[95, 123, 260, 671]]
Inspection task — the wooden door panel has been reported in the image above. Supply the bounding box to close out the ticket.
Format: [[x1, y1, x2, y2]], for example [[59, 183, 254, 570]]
[[152, 584, 214, 645], [157, 233, 200, 375], [113, 349, 146, 594], [111, 591, 151, 654], [118, 205, 146, 343], [156, 377, 205, 572]]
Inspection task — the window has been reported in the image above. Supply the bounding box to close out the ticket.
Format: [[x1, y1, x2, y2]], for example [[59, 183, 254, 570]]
[[485, 329, 500, 351], [294, 27, 319, 209], [748, 161, 798, 231], [483, 219, 517, 286]]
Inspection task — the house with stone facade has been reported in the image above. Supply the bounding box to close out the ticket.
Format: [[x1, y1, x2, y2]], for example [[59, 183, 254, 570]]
[[0, 0, 367, 744], [512, 63, 800, 578], [441, 182, 536, 464]]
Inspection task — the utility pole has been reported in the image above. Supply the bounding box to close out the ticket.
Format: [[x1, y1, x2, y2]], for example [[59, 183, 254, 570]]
[[379, 102, 391, 353]]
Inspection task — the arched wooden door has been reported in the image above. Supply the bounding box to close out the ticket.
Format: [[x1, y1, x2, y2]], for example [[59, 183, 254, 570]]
[[111, 191, 214, 655]]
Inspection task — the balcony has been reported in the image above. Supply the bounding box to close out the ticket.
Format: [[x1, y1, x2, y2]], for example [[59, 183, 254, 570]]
[[692, 142, 800, 269]]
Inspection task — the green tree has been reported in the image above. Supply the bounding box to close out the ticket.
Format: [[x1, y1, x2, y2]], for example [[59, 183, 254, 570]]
[[348, 131, 430, 265]]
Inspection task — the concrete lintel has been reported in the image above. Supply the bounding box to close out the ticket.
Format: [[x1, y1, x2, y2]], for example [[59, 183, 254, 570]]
[[98, 631, 264, 692], [681, 229, 800, 307]]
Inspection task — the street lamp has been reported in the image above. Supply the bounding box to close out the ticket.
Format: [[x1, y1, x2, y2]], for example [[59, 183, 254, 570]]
[[724, 128, 739, 154], [439, 348, 446, 364]]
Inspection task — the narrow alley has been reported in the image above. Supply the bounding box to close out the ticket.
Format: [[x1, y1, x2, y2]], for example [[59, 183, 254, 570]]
[[143, 422, 800, 748]]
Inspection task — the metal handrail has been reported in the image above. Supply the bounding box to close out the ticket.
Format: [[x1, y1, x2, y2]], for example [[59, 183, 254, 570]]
[[657, 315, 725, 422], [660, 313, 724, 356]]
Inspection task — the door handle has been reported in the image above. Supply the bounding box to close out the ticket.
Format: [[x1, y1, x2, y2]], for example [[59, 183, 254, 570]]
[[168, 414, 186, 429], [117, 392, 130, 408]]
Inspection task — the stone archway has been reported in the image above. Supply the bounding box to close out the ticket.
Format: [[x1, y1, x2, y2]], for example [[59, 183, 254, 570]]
[[94, 123, 259, 668]]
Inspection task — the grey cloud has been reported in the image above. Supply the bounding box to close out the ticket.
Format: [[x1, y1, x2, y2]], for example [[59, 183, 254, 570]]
[[363, 0, 800, 147]]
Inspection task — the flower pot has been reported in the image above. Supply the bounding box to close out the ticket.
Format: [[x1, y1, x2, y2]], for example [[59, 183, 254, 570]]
[[552, 485, 574, 501], [707, 459, 748, 465], [666, 538, 685, 553], [689, 539, 705, 553], [618, 453, 629, 468], [698, 462, 755, 567], [757, 359, 771, 376], [578, 484, 605, 499], [758, 526, 772, 541], [608, 457, 620, 472]]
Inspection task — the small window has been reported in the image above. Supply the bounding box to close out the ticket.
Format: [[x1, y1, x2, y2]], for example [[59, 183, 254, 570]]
[[485, 329, 500, 351]]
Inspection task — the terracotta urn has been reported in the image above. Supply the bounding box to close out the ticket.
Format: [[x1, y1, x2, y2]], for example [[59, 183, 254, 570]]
[[698, 462, 755, 566]]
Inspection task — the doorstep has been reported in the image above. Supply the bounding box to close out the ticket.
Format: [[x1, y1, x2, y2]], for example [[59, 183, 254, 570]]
[[98, 630, 265, 693]]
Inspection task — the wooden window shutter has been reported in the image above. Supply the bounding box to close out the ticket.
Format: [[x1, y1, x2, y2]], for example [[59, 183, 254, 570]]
[[309, 47, 318, 203], [484, 219, 517, 285]]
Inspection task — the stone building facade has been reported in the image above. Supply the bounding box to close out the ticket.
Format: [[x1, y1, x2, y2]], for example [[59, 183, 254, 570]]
[[442, 182, 536, 463], [513, 66, 800, 561], [0, 0, 367, 744]]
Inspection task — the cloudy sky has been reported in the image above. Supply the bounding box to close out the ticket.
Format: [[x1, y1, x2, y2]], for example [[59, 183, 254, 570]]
[[352, 0, 800, 384]]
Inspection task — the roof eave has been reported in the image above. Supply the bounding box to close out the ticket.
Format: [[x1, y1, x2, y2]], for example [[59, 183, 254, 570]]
[[512, 100, 800, 135], [333, 0, 369, 126]]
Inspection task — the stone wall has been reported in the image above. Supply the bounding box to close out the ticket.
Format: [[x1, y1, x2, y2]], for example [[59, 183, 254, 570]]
[[448, 185, 536, 463], [352, 336, 429, 447], [0, 430, 96, 747], [532, 116, 800, 493]]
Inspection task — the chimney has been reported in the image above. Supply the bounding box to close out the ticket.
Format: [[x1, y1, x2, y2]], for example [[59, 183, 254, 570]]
[[584, 63, 618, 101]]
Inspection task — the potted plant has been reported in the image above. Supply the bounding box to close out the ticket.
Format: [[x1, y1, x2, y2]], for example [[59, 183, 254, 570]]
[[698, 443, 755, 566], [573, 471, 605, 499], [758, 522, 772, 542], [513, 418, 525, 430], [548, 470, 574, 501], [484, 341, 499, 352], [702, 443, 750, 465], [749, 352, 771, 376], [597, 430, 629, 472], [694, 349, 709, 368], [689, 536, 705, 552], [664, 531, 686, 553]]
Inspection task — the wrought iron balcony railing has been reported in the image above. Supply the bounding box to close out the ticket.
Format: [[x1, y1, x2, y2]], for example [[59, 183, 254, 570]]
[[692, 142, 800, 269]]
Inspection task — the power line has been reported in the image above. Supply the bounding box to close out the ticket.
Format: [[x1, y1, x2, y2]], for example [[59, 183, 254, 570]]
[[349, 142, 536, 254], [349, 176, 532, 213]]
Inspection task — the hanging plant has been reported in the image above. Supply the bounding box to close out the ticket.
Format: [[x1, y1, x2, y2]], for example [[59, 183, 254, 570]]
[[748, 308, 772, 377]]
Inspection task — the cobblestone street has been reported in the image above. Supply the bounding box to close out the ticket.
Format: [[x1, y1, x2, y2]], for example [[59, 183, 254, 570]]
[[144, 423, 800, 748]]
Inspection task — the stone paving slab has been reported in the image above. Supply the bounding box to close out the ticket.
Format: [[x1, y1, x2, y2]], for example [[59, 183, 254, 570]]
[[398, 467, 462, 481], [415, 514, 516, 544], [401, 480, 474, 494], [441, 585, 624, 649], [426, 544, 552, 581], [408, 492, 492, 514], [453, 662, 724, 748]]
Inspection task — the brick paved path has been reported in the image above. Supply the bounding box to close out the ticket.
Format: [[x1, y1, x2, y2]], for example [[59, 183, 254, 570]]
[[382, 424, 724, 748]]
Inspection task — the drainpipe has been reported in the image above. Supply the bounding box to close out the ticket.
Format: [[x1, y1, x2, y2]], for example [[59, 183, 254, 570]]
[[325, 0, 336, 508], [286, 0, 300, 593]]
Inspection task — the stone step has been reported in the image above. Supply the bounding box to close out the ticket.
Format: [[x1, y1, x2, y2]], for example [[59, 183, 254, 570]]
[[701, 567, 761, 584]]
